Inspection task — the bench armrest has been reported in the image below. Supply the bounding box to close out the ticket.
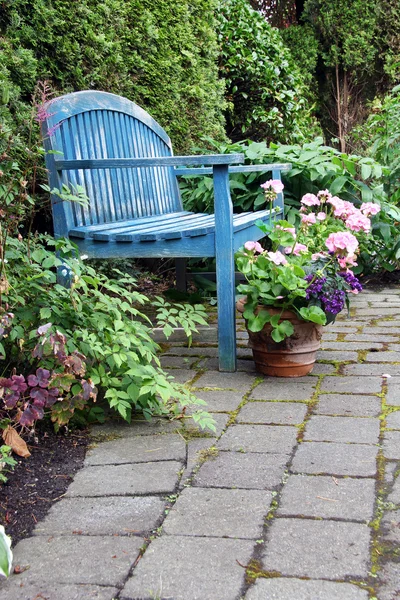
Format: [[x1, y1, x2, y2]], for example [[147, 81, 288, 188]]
[[175, 163, 292, 176], [54, 153, 245, 171]]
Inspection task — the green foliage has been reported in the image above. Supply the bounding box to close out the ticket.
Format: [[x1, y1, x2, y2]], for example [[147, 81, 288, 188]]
[[1, 235, 214, 431], [216, 0, 320, 142], [0, 445, 17, 485], [354, 85, 400, 203], [180, 136, 400, 273], [303, 0, 378, 72], [280, 24, 319, 87], [153, 297, 208, 347], [0, 0, 226, 154], [0, 525, 12, 578], [377, 0, 400, 82]]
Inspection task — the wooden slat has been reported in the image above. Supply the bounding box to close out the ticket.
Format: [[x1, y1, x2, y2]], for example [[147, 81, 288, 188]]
[[69, 211, 191, 238], [175, 163, 292, 176], [96, 213, 211, 241]]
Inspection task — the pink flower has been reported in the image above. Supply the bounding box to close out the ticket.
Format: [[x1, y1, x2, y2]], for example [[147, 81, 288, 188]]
[[360, 202, 381, 216], [266, 251, 288, 265], [260, 179, 284, 194], [301, 193, 320, 207], [325, 231, 359, 255], [276, 225, 296, 238], [330, 197, 357, 219], [284, 243, 308, 255], [317, 212, 327, 221], [317, 189, 332, 203], [345, 212, 371, 233], [312, 252, 327, 260], [301, 213, 316, 225], [338, 254, 358, 268], [244, 241, 263, 253]]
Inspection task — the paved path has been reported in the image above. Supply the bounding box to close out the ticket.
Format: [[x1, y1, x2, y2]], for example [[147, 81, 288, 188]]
[[1, 287, 400, 599]]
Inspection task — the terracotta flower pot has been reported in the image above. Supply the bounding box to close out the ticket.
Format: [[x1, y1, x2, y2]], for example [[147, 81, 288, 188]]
[[237, 298, 323, 377]]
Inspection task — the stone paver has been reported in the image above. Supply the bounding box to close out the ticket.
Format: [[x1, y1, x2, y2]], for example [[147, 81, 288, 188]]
[[120, 536, 254, 600], [277, 475, 375, 521], [245, 578, 369, 600], [0, 583, 119, 600], [66, 461, 182, 496], [217, 424, 298, 454], [193, 371, 255, 390], [84, 433, 186, 466], [388, 476, 400, 504], [193, 450, 288, 490], [4, 536, 143, 587], [194, 390, 244, 412], [322, 341, 384, 350], [250, 380, 316, 401], [262, 519, 371, 578], [291, 442, 378, 476], [344, 363, 400, 376], [163, 487, 271, 538], [386, 410, 400, 429], [33, 496, 165, 536], [321, 375, 382, 393], [365, 351, 400, 362], [316, 393, 381, 416], [304, 415, 380, 444], [383, 431, 400, 459], [237, 401, 307, 424], [316, 350, 358, 361], [387, 381, 400, 405]]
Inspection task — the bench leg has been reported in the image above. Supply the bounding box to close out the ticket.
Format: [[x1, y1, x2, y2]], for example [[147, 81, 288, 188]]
[[216, 252, 237, 372], [175, 258, 187, 292]]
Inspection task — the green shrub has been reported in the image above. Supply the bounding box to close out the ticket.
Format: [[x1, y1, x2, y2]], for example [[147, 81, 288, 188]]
[[216, 0, 320, 142], [0, 235, 214, 431], [0, 0, 226, 154]]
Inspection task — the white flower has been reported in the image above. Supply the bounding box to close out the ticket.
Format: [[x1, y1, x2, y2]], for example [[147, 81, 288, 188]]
[[80, 254, 89, 261]]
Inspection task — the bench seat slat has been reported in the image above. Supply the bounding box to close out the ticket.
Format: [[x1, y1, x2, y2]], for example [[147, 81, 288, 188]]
[[95, 213, 212, 241]]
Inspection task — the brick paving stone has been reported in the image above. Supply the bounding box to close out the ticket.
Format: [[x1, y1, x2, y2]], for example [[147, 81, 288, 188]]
[[205, 412, 229, 437], [316, 393, 381, 417], [245, 578, 369, 600], [381, 511, 400, 544], [237, 346, 253, 359], [261, 519, 371, 579], [321, 332, 339, 340], [193, 450, 288, 490], [376, 562, 400, 600], [3, 535, 143, 588], [277, 475, 375, 521], [316, 350, 358, 362], [90, 418, 181, 438], [163, 487, 271, 538], [355, 308, 400, 316], [33, 496, 164, 536], [365, 351, 400, 362], [180, 438, 217, 485], [360, 326, 400, 334], [121, 536, 254, 600], [368, 320, 400, 327], [237, 401, 307, 425], [321, 341, 384, 350], [383, 431, 400, 459], [291, 442, 378, 476], [194, 390, 244, 412], [0, 583, 119, 600], [325, 324, 358, 332], [169, 369, 198, 384], [388, 476, 400, 504], [250, 380, 316, 401], [386, 410, 400, 429], [193, 371, 255, 391], [165, 346, 218, 357], [66, 461, 182, 497], [386, 381, 400, 405], [84, 433, 186, 466], [217, 424, 298, 454], [344, 333, 399, 342], [321, 376, 382, 393], [310, 362, 336, 375], [388, 343, 400, 351], [159, 355, 196, 369], [343, 363, 400, 376], [304, 415, 380, 444]]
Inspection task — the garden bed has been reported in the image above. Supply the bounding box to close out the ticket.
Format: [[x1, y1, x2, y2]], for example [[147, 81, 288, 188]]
[[0, 427, 90, 545]]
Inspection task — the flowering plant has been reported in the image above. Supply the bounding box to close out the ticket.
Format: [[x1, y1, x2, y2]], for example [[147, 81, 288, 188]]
[[236, 182, 380, 342]]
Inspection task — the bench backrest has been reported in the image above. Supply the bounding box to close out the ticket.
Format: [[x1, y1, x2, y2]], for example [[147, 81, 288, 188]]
[[42, 91, 182, 237]]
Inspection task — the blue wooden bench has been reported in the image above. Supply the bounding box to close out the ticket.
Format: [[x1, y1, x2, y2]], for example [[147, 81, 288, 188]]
[[41, 91, 289, 372]]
